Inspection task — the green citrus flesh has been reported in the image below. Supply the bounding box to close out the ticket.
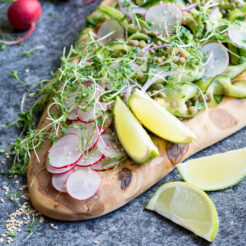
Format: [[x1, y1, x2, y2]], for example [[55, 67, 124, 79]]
[[114, 97, 159, 164], [128, 89, 197, 144], [146, 182, 219, 242], [177, 148, 246, 191]]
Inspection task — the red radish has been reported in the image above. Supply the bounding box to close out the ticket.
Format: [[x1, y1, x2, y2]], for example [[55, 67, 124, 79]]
[[46, 159, 74, 175], [48, 133, 82, 169], [97, 133, 125, 159], [201, 42, 229, 78], [66, 168, 102, 200], [52, 170, 73, 193], [227, 22, 246, 49], [76, 148, 104, 167], [145, 3, 182, 36], [97, 19, 124, 44], [91, 159, 116, 171], [67, 109, 78, 121], [0, 0, 42, 45], [66, 122, 101, 151]]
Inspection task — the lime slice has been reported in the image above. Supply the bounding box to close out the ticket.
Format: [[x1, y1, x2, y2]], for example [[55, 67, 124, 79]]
[[114, 96, 159, 164], [177, 148, 246, 191], [146, 182, 219, 242], [128, 89, 197, 144]]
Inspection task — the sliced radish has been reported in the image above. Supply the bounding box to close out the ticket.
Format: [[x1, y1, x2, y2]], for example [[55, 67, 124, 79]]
[[67, 122, 101, 151], [76, 148, 104, 167], [228, 22, 246, 49], [97, 19, 124, 44], [145, 3, 182, 36], [52, 170, 73, 193], [201, 42, 229, 78], [46, 159, 74, 175], [67, 109, 78, 121], [48, 133, 82, 169], [66, 168, 101, 200], [91, 159, 116, 171], [97, 134, 125, 159], [77, 102, 109, 123]]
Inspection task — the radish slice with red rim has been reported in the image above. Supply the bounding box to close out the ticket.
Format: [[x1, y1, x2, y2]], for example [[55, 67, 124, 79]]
[[67, 109, 78, 121], [97, 19, 124, 44], [145, 3, 182, 36], [46, 159, 74, 175], [77, 102, 109, 123], [91, 159, 119, 171], [201, 42, 229, 78], [97, 133, 125, 159], [67, 122, 101, 151], [48, 133, 82, 169], [228, 22, 246, 49], [76, 148, 104, 167], [52, 170, 73, 193], [66, 168, 101, 200]]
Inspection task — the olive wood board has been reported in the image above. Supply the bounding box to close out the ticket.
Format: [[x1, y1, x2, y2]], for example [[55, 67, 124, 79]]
[[27, 0, 246, 221]]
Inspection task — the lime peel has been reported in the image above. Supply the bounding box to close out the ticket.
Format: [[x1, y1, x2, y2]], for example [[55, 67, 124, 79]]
[[177, 148, 246, 191], [146, 182, 219, 242], [129, 89, 197, 144]]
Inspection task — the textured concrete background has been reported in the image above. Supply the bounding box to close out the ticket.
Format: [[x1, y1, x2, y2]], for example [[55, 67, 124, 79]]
[[0, 1, 246, 245]]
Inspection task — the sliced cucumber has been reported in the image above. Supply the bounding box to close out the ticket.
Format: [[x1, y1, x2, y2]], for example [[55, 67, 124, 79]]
[[224, 62, 246, 79], [96, 42, 130, 58], [163, 83, 200, 118], [86, 10, 107, 25], [127, 32, 151, 41]]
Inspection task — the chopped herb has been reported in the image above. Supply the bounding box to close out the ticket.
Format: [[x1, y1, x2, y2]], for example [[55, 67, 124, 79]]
[[10, 70, 26, 85]]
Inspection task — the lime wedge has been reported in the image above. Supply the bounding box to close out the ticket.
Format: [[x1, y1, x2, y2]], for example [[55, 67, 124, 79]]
[[114, 97, 159, 163], [146, 182, 219, 242], [177, 148, 246, 191], [128, 89, 197, 144]]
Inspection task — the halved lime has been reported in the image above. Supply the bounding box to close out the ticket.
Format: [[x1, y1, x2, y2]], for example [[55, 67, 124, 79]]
[[128, 89, 197, 144], [114, 97, 159, 164], [146, 182, 219, 242], [177, 148, 246, 191]]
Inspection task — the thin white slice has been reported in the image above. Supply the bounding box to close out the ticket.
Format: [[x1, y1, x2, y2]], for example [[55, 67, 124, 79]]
[[91, 159, 117, 171], [129, 89, 196, 144], [52, 170, 73, 193], [97, 19, 124, 44], [177, 148, 246, 191], [97, 133, 125, 158], [201, 42, 229, 78], [145, 3, 182, 36], [48, 133, 82, 169], [66, 168, 101, 200], [228, 22, 246, 49], [76, 148, 104, 167], [67, 122, 101, 151], [46, 159, 74, 174]]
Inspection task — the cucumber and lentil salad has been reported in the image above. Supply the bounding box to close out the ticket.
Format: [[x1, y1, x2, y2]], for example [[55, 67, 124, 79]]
[[9, 0, 246, 177]]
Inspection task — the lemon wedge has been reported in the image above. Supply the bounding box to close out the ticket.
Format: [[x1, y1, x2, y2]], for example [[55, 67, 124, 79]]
[[128, 89, 197, 144], [114, 96, 159, 163], [177, 148, 246, 191], [146, 182, 219, 242]]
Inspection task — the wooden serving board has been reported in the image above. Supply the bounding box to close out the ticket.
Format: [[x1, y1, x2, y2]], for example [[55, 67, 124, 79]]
[[27, 0, 246, 221]]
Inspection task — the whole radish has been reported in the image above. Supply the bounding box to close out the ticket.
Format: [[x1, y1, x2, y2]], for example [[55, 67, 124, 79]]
[[0, 0, 42, 45]]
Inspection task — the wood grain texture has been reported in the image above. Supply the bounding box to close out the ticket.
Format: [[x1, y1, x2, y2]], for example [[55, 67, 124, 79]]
[[27, 0, 246, 221]]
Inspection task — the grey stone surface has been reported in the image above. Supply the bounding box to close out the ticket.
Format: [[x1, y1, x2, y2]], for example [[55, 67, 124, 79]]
[[0, 1, 246, 245]]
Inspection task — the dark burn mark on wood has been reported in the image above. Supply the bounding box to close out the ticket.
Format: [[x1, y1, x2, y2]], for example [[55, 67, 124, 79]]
[[118, 168, 132, 190], [166, 143, 189, 165]]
